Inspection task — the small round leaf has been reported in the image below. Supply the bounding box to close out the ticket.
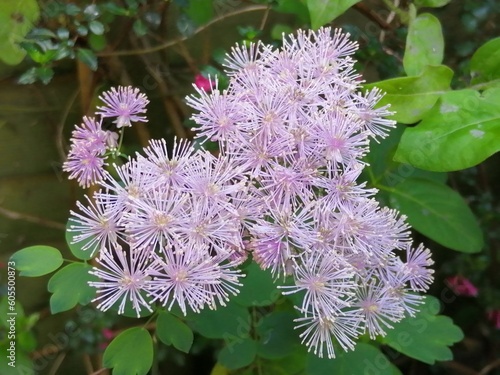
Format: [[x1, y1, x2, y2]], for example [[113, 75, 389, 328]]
[[10, 245, 63, 277]]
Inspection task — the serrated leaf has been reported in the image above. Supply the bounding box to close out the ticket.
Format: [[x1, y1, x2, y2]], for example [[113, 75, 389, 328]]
[[306, 0, 361, 29], [404, 13, 444, 76], [306, 342, 402, 375], [190, 300, 251, 339], [414, 0, 451, 7], [382, 296, 463, 364], [394, 88, 500, 171], [156, 311, 193, 353], [103, 327, 153, 375], [233, 261, 280, 307], [218, 337, 257, 370], [47, 263, 98, 314], [470, 37, 500, 88], [256, 311, 299, 359], [76, 48, 98, 70], [365, 65, 452, 124], [388, 178, 483, 252], [10, 245, 63, 277]]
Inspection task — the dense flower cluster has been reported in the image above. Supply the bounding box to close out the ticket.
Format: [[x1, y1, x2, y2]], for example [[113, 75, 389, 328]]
[[67, 27, 434, 358]]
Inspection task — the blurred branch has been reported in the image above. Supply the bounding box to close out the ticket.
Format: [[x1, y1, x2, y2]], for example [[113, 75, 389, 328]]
[[97, 5, 268, 57], [0, 206, 65, 230]]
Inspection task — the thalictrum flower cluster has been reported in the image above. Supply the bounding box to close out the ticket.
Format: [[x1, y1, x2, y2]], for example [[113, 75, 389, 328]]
[[66, 27, 434, 359]]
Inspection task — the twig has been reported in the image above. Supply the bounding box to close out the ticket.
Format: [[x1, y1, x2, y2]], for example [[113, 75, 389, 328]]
[[479, 358, 500, 375], [0, 206, 65, 231], [97, 5, 268, 57], [353, 3, 392, 30], [56, 88, 80, 161], [48, 352, 66, 375]]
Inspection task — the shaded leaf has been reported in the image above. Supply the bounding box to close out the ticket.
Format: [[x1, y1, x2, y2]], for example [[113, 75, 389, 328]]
[[256, 311, 299, 359], [394, 88, 500, 171], [233, 261, 280, 307], [306, 0, 361, 29], [218, 337, 257, 370], [103, 327, 153, 375], [382, 296, 464, 364], [76, 48, 98, 70], [156, 311, 193, 353], [47, 263, 98, 314], [470, 37, 500, 88], [365, 65, 452, 124], [404, 13, 444, 76], [10, 245, 63, 277], [389, 178, 483, 252]]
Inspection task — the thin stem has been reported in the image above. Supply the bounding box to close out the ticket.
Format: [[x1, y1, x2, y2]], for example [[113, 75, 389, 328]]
[[97, 5, 269, 57], [0, 206, 65, 230]]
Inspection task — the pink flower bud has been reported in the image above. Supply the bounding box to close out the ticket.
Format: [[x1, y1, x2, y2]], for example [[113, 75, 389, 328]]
[[194, 74, 213, 92], [445, 275, 479, 297]]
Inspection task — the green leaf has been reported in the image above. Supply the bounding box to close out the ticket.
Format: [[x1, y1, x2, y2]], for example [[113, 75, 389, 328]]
[[218, 337, 257, 370], [306, 0, 361, 29], [35, 66, 54, 84], [17, 67, 37, 85], [233, 261, 280, 307], [0, 0, 40, 65], [156, 311, 193, 353], [388, 178, 483, 252], [185, 0, 213, 25], [10, 245, 63, 277], [190, 300, 251, 340], [89, 20, 105, 35], [47, 263, 98, 314], [382, 296, 463, 364], [88, 33, 106, 51], [365, 65, 452, 124], [256, 311, 299, 359], [66, 218, 95, 260], [274, 0, 310, 24], [103, 327, 153, 375], [414, 0, 451, 7], [470, 37, 500, 88], [271, 24, 294, 41], [403, 13, 444, 76], [76, 48, 98, 71], [394, 88, 500, 171], [133, 19, 148, 36], [306, 342, 402, 375], [0, 347, 33, 375]]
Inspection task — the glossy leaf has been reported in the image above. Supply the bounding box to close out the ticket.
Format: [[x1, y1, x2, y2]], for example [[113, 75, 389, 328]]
[[256, 311, 299, 359], [470, 37, 500, 87], [388, 178, 483, 253], [404, 13, 444, 76], [218, 337, 257, 370], [156, 311, 193, 353], [190, 300, 251, 340], [233, 261, 280, 307], [47, 263, 98, 314], [394, 88, 500, 171], [103, 327, 153, 375], [306, 342, 402, 375], [414, 0, 451, 7], [365, 65, 452, 124], [306, 0, 361, 29], [76, 48, 98, 71], [10, 245, 63, 277], [382, 296, 463, 364]]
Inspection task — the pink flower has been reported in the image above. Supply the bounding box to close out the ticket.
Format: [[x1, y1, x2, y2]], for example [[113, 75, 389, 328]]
[[486, 310, 500, 329], [445, 275, 479, 297], [194, 74, 213, 92]]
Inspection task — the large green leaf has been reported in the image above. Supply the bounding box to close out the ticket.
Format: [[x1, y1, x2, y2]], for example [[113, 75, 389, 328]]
[[470, 37, 500, 87], [185, 0, 213, 25], [233, 261, 280, 307], [274, 0, 310, 24], [218, 337, 257, 370], [0, 0, 40, 65], [190, 300, 251, 340], [404, 13, 444, 76], [388, 178, 483, 253], [47, 263, 98, 314], [156, 311, 193, 353], [365, 65, 453, 124], [382, 296, 463, 364], [10, 245, 63, 277], [103, 327, 153, 375], [256, 311, 299, 359], [394, 88, 500, 171], [306, 0, 361, 29], [306, 342, 402, 375]]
